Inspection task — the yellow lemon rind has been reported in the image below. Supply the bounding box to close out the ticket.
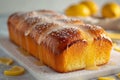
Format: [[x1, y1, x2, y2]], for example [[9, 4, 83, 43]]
[[4, 66, 25, 76]]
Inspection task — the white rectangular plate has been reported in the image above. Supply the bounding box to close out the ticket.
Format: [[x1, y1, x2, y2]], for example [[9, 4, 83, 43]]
[[0, 36, 120, 80]]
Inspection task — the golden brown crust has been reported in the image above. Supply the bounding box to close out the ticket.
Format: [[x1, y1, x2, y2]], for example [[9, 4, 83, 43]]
[[7, 10, 113, 72], [48, 28, 84, 54], [29, 23, 59, 44]]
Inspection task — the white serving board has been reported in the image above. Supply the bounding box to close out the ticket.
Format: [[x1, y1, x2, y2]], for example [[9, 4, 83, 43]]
[[0, 36, 120, 80]]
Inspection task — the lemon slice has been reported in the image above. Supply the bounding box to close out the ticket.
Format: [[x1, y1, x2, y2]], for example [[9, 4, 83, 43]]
[[4, 66, 25, 76], [98, 77, 115, 80], [0, 57, 13, 65]]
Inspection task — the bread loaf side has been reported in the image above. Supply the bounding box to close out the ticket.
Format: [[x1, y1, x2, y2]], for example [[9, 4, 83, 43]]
[[7, 10, 112, 72]]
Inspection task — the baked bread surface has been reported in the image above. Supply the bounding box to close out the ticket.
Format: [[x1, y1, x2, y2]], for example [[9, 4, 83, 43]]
[[8, 10, 112, 72]]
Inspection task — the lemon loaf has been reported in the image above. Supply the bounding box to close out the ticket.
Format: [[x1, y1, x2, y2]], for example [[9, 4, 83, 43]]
[[7, 10, 112, 72]]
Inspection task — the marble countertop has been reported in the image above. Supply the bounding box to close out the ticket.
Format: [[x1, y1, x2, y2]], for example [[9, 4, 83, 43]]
[[0, 48, 36, 80], [0, 15, 37, 80]]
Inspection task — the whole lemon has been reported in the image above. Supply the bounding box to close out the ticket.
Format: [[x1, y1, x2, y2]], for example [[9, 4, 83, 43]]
[[80, 1, 98, 15], [65, 4, 90, 17], [102, 2, 120, 18]]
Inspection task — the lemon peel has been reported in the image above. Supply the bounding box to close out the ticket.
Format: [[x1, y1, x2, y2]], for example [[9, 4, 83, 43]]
[[0, 57, 13, 65], [98, 77, 115, 80], [4, 66, 25, 76]]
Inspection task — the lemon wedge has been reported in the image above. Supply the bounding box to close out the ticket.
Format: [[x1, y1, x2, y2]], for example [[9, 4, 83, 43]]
[[102, 2, 120, 18], [65, 4, 90, 17], [4, 66, 25, 76], [80, 1, 98, 15], [0, 57, 13, 65], [98, 77, 115, 80]]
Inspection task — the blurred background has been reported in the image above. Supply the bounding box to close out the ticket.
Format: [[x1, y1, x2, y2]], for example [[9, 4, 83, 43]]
[[0, 0, 120, 38], [0, 0, 120, 15]]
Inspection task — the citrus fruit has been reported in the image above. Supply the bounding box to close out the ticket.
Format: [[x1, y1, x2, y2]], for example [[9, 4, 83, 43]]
[[4, 66, 25, 76], [102, 2, 120, 18], [80, 1, 98, 15], [65, 4, 90, 17]]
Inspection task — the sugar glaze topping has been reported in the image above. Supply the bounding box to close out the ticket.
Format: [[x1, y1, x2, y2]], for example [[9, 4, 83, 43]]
[[14, 10, 111, 45]]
